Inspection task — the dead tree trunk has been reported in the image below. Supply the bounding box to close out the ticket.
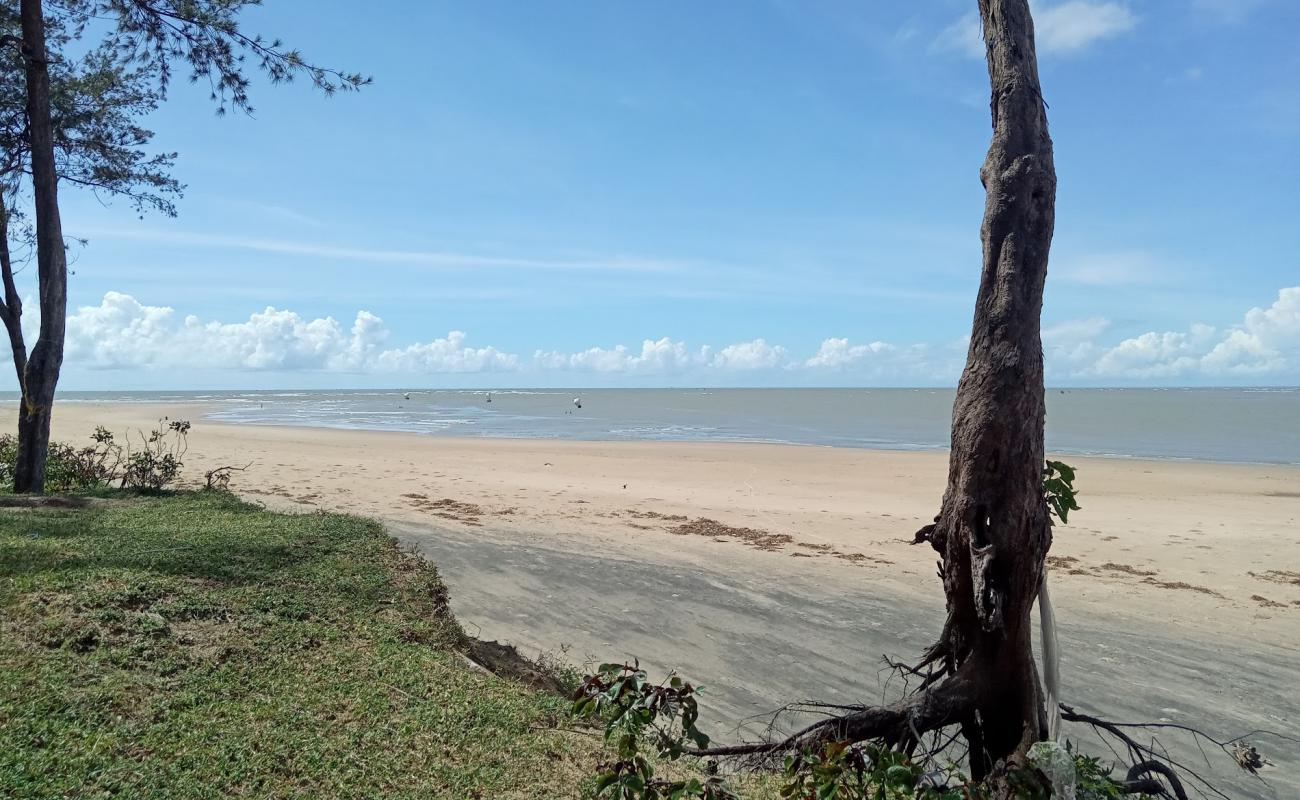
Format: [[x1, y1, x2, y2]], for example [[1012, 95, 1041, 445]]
[[922, 0, 1057, 779], [13, 0, 68, 494]]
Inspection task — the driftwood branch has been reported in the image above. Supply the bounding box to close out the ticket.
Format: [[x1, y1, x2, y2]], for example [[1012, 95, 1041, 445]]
[[204, 462, 252, 490]]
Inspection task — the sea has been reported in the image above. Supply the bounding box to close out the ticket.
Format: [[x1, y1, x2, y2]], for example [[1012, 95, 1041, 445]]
[[30, 387, 1300, 466]]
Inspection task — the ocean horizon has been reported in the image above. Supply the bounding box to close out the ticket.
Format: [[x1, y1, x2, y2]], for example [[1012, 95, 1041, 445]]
[[18, 386, 1300, 466]]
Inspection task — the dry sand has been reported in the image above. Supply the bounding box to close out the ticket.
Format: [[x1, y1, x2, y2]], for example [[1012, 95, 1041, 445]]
[[29, 401, 1300, 797]]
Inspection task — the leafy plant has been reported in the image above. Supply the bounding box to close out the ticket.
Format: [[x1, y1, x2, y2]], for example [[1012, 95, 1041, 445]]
[[1043, 460, 1081, 525], [121, 419, 190, 491], [572, 662, 736, 799], [780, 741, 968, 800], [0, 419, 189, 493]]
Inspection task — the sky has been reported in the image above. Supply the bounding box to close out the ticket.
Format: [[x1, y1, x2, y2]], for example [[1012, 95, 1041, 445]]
[[15, 0, 1300, 389]]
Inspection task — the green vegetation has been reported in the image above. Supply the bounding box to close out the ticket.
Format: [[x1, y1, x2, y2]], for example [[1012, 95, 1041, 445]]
[[0, 421, 189, 494], [1043, 461, 1081, 525], [573, 662, 734, 799], [0, 473, 1147, 799], [571, 660, 1144, 799], [0, 491, 598, 798]]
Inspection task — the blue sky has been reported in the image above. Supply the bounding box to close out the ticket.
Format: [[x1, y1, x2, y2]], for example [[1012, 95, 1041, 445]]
[[22, 0, 1300, 388]]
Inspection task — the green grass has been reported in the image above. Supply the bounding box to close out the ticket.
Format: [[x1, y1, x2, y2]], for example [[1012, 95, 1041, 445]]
[[0, 491, 599, 799]]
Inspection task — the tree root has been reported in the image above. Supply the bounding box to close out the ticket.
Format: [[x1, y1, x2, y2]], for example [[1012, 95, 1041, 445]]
[[690, 691, 1282, 800], [1059, 704, 1295, 800], [1123, 761, 1189, 800], [691, 673, 973, 759]]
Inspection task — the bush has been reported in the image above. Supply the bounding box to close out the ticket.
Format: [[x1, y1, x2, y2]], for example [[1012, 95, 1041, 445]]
[[0, 419, 190, 492]]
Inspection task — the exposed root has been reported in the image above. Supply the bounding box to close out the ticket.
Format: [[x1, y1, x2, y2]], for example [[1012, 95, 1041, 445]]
[[1059, 704, 1295, 800], [691, 673, 973, 760], [1123, 761, 1188, 799]]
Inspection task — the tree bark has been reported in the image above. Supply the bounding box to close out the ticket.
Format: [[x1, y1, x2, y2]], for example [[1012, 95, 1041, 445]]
[[13, 0, 67, 494], [928, 0, 1057, 779], [0, 195, 29, 383]]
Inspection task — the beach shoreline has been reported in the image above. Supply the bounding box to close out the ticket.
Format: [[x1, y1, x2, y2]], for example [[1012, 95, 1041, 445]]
[[28, 400, 1299, 637], [15, 399, 1300, 796], [28, 386, 1300, 466]]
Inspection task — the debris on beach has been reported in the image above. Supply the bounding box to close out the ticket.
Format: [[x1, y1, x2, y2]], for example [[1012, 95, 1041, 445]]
[[1232, 742, 1271, 774], [401, 494, 486, 525], [668, 517, 793, 552]]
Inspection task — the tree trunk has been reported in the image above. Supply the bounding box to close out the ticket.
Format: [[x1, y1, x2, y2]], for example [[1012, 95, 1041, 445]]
[[930, 0, 1057, 779], [0, 196, 29, 385], [13, 0, 67, 494]]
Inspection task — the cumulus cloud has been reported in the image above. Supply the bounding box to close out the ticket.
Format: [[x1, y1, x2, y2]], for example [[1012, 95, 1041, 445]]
[[66, 292, 510, 374], [934, 2, 1136, 59], [711, 339, 788, 370], [1089, 324, 1218, 379], [1081, 287, 1300, 379], [1201, 287, 1300, 374], [806, 338, 895, 369], [65, 292, 181, 369], [375, 332, 518, 373], [804, 338, 964, 384], [536, 338, 708, 374], [54, 287, 1300, 384]]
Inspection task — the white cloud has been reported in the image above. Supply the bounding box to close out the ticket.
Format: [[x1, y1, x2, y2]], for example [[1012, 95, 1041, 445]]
[[1089, 324, 1217, 379], [934, 2, 1136, 59], [65, 292, 180, 370], [66, 292, 513, 374], [806, 338, 895, 369], [711, 339, 788, 370], [375, 331, 518, 373], [1082, 287, 1300, 379], [1201, 287, 1300, 374], [1034, 1, 1137, 53], [54, 287, 1300, 384], [538, 338, 708, 374]]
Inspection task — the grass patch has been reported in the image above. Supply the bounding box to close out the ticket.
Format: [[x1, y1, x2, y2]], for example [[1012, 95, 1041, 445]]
[[0, 491, 599, 798]]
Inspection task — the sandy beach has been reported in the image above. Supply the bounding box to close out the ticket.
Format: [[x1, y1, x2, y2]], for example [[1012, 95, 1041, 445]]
[[29, 401, 1300, 797]]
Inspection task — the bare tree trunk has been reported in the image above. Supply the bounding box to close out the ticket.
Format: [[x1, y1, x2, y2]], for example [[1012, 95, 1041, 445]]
[[925, 0, 1057, 779], [0, 196, 29, 383], [13, 0, 67, 494]]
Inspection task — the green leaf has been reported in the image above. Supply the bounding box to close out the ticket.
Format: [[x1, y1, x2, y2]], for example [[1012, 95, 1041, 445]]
[[885, 764, 915, 787]]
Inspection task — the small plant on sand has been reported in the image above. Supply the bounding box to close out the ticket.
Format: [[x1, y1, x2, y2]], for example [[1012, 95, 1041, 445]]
[[120, 419, 190, 491]]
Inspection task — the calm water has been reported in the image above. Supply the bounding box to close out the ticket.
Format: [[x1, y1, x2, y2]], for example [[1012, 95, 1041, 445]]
[[35, 387, 1300, 465]]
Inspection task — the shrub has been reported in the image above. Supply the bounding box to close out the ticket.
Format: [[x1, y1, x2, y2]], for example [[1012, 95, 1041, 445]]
[[0, 419, 190, 492]]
